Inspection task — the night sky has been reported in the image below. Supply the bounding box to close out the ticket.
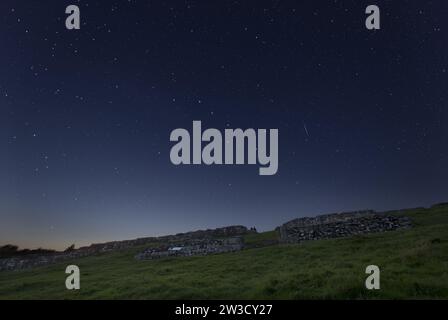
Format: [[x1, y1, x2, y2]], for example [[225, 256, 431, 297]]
[[1, 1, 447, 250]]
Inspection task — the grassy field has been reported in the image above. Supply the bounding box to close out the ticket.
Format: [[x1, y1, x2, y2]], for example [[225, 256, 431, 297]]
[[1, 204, 448, 299]]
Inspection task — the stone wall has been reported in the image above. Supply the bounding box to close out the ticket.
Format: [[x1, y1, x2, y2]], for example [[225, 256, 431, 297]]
[[135, 237, 244, 260], [0, 211, 415, 272], [0, 225, 253, 272], [276, 210, 411, 243]]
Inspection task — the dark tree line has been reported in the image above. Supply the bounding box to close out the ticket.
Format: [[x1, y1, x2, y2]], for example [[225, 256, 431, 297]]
[[0, 244, 56, 258]]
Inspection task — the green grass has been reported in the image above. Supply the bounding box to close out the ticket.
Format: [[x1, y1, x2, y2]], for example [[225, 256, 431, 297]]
[[1, 205, 448, 299]]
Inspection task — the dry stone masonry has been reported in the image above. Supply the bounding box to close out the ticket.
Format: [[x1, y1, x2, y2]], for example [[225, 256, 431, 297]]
[[0, 210, 414, 272], [135, 237, 244, 260], [0, 225, 252, 272], [276, 210, 412, 243]]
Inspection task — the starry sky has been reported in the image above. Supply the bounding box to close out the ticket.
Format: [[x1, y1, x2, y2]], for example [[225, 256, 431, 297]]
[[1, 1, 447, 250]]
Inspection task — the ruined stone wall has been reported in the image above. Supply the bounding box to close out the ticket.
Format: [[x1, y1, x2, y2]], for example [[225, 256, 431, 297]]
[[0, 225, 253, 272], [276, 211, 411, 243], [135, 237, 244, 260]]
